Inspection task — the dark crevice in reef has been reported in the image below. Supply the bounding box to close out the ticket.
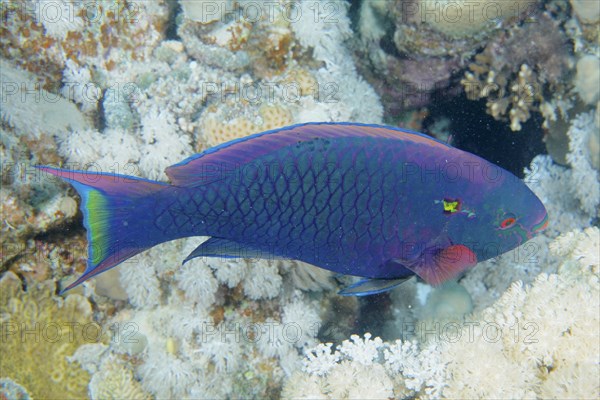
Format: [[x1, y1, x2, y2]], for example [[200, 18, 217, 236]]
[[357, 292, 394, 338], [165, 0, 182, 41], [424, 94, 547, 179], [33, 216, 85, 243]]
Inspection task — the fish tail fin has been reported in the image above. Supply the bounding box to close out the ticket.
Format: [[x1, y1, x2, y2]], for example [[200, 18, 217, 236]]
[[37, 166, 170, 293]]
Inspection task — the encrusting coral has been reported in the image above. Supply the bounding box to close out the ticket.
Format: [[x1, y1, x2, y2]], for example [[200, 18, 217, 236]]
[[88, 359, 152, 400], [0, 271, 105, 399]]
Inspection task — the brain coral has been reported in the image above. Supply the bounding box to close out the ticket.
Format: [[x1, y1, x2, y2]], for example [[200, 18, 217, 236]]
[[0, 272, 105, 399]]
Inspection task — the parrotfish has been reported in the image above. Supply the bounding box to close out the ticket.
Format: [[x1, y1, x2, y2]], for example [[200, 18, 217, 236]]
[[38, 123, 548, 296]]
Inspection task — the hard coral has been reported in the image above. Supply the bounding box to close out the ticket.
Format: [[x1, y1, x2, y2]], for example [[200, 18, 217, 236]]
[[89, 360, 151, 400], [1, 0, 167, 93], [199, 102, 292, 147], [0, 271, 105, 399], [355, 0, 540, 114], [462, 12, 573, 130]]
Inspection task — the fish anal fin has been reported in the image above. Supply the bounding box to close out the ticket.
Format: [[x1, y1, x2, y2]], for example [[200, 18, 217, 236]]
[[338, 277, 412, 296], [409, 245, 477, 286], [183, 237, 281, 264]]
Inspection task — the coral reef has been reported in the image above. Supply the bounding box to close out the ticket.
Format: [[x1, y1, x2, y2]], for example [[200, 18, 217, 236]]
[[107, 280, 323, 398], [199, 103, 293, 147], [565, 111, 600, 215], [0, 0, 167, 92], [88, 359, 151, 400], [284, 227, 600, 399], [0, 378, 31, 400], [0, 59, 89, 136], [0, 174, 86, 286], [461, 11, 573, 131], [1, 0, 598, 398], [0, 271, 104, 399], [574, 55, 600, 105], [355, 0, 540, 114], [570, 0, 600, 24]]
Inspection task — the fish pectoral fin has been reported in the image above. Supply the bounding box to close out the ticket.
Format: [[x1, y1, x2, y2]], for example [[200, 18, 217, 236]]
[[338, 277, 412, 296], [183, 237, 280, 264], [406, 245, 477, 286]]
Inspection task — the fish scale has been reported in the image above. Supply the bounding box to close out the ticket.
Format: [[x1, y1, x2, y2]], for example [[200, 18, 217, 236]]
[[38, 122, 547, 295], [164, 137, 410, 274]]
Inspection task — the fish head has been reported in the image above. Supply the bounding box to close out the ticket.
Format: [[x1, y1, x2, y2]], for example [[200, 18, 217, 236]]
[[443, 173, 548, 263]]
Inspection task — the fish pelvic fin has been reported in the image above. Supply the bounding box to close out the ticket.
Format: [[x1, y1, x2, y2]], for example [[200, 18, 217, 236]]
[[37, 166, 170, 293], [183, 237, 285, 264], [338, 277, 412, 296]]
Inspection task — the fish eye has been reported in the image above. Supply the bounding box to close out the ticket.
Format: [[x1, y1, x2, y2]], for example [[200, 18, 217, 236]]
[[499, 213, 517, 230], [442, 198, 461, 214]]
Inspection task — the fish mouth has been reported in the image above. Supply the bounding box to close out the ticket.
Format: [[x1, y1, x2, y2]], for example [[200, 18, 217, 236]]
[[531, 212, 549, 234]]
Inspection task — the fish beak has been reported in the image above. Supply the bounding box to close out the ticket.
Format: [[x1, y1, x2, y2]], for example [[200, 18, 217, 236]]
[[532, 213, 549, 234]]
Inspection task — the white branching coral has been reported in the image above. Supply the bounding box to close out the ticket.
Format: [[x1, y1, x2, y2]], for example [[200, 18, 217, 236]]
[[384, 340, 445, 398], [550, 226, 599, 276], [566, 111, 599, 215], [175, 259, 218, 310], [59, 128, 142, 167], [119, 256, 161, 308], [196, 324, 243, 373], [325, 361, 394, 400], [30, 0, 84, 39], [524, 155, 593, 235], [209, 258, 247, 288], [302, 343, 340, 376], [242, 260, 283, 299], [255, 317, 295, 359], [289, 0, 383, 124], [139, 106, 193, 180], [289, 0, 352, 65], [137, 347, 196, 399], [292, 334, 395, 399], [337, 333, 383, 366], [441, 324, 538, 399], [282, 292, 321, 349], [61, 59, 97, 113]]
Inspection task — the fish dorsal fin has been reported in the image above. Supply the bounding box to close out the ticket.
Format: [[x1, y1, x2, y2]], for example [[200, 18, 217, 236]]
[[183, 237, 283, 264], [405, 245, 477, 286], [338, 277, 412, 296], [165, 122, 449, 186]]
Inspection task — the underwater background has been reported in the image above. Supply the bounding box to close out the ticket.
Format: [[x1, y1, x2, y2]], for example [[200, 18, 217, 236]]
[[0, 0, 598, 398]]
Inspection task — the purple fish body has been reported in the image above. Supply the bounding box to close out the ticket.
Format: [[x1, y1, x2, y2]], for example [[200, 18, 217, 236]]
[[39, 123, 548, 295]]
